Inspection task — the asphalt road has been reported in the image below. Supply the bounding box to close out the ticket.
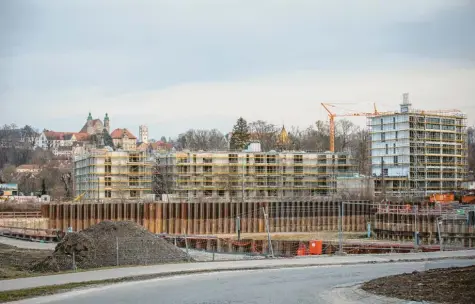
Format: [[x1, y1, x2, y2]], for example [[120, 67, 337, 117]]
[[15, 259, 475, 304]]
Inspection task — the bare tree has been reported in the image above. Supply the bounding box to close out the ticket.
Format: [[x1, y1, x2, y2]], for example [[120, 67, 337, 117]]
[[20, 125, 40, 149], [349, 127, 371, 176], [177, 129, 227, 151], [248, 120, 278, 151], [61, 172, 73, 199], [335, 119, 357, 151]]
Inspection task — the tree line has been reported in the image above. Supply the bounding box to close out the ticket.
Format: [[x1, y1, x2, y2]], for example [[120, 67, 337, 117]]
[[172, 117, 371, 175]]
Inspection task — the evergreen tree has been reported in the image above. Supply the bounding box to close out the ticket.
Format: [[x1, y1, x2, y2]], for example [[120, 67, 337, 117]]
[[230, 117, 250, 150], [41, 179, 47, 195], [103, 128, 114, 148]]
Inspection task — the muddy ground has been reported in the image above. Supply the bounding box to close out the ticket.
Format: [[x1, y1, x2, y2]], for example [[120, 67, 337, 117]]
[[0, 243, 52, 279], [362, 265, 475, 304]]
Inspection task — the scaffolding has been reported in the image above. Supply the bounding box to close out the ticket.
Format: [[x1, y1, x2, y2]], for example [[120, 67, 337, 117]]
[[74, 149, 153, 200], [157, 151, 361, 201], [368, 95, 467, 199]]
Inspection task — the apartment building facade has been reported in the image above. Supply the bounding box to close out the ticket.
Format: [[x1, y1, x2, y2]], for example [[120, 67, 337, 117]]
[[156, 150, 354, 201], [74, 149, 152, 200], [369, 94, 467, 197]]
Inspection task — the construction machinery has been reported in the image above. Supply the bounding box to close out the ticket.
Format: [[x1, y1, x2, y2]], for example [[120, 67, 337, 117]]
[[321, 103, 376, 152], [73, 192, 86, 202], [321, 102, 462, 153]]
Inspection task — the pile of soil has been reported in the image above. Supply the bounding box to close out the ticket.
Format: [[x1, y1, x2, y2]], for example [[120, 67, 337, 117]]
[[32, 221, 190, 272], [0, 243, 52, 279], [362, 265, 475, 304]]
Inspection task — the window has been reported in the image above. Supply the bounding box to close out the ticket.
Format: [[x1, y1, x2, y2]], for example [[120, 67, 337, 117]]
[[105, 165, 111, 174], [218, 190, 225, 197], [256, 166, 265, 174], [294, 155, 303, 164], [255, 154, 264, 163], [130, 190, 138, 197], [105, 177, 111, 187], [294, 166, 304, 174], [394, 156, 398, 166], [381, 132, 385, 142], [294, 176, 304, 186], [105, 190, 111, 198], [395, 131, 398, 140], [228, 154, 238, 163], [385, 144, 388, 154], [267, 155, 276, 163], [380, 118, 383, 130], [204, 190, 212, 197], [393, 117, 396, 129], [393, 143, 396, 154]]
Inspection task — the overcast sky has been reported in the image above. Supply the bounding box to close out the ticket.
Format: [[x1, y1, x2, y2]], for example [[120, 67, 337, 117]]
[[1, 0, 475, 139]]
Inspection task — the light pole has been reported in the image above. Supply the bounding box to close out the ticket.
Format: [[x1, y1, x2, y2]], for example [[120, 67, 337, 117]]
[[437, 216, 443, 251]]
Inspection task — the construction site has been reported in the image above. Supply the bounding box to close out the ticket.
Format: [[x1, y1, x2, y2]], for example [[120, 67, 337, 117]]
[[157, 150, 360, 201], [73, 149, 153, 200], [369, 93, 467, 198], [1, 95, 474, 267]]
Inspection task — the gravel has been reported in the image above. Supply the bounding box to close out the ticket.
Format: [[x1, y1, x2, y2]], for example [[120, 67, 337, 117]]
[[32, 221, 190, 272]]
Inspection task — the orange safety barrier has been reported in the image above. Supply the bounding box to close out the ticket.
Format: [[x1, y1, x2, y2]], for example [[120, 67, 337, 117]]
[[309, 240, 323, 255]]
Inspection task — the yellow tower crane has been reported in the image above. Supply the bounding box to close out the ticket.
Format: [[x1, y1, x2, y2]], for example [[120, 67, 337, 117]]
[[321, 103, 377, 152]]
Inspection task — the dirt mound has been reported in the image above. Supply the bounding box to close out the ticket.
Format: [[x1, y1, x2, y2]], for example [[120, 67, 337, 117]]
[[362, 265, 475, 304], [32, 221, 189, 272]]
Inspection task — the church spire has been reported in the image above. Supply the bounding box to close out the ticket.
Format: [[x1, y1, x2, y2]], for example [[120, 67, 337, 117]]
[[87, 112, 92, 121]]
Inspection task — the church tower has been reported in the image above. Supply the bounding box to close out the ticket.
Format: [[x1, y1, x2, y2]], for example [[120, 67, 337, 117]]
[[276, 125, 290, 150], [139, 125, 149, 143], [104, 113, 110, 132], [86, 112, 93, 134]]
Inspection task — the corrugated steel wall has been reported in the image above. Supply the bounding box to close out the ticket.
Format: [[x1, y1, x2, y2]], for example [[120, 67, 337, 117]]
[[41, 201, 372, 234]]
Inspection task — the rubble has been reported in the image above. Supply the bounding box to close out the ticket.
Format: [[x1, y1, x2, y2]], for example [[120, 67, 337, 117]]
[[32, 221, 190, 272]]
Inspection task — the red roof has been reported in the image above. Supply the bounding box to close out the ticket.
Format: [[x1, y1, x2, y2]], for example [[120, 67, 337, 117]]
[[110, 128, 137, 139], [79, 119, 103, 133], [44, 131, 75, 140], [73, 132, 90, 141], [44, 131, 90, 141]]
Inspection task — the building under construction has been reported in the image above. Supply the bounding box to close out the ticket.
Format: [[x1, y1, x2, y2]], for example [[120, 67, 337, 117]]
[[368, 94, 467, 198], [73, 149, 153, 200], [156, 148, 356, 202]]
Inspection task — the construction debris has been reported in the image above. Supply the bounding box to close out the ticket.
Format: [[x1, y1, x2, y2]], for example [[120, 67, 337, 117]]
[[32, 221, 190, 272]]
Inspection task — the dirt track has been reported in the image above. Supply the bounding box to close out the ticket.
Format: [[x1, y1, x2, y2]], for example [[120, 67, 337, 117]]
[[362, 265, 475, 304]]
